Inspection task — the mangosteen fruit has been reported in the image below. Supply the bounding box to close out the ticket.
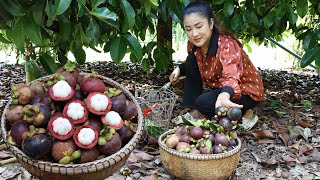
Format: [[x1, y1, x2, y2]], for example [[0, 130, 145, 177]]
[[147, 135, 158, 145], [63, 99, 88, 124], [48, 115, 75, 140], [55, 61, 79, 80], [111, 93, 127, 114], [215, 106, 228, 117], [74, 89, 84, 100], [84, 116, 103, 132], [207, 133, 215, 144], [219, 117, 233, 132], [229, 131, 238, 140], [77, 147, 99, 163], [51, 139, 77, 162], [227, 107, 242, 121], [98, 132, 122, 156], [22, 133, 53, 159], [86, 92, 112, 115], [10, 120, 30, 146], [190, 148, 200, 154], [121, 101, 137, 121], [59, 71, 77, 88], [5, 105, 24, 124], [165, 134, 180, 149], [80, 76, 106, 95], [29, 81, 46, 96], [101, 111, 124, 130], [179, 134, 192, 143], [176, 142, 190, 153], [73, 125, 98, 149], [212, 144, 223, 154], [48, 80, 75, 101], [189, 126, 204, 140], [23, 103, 51, 127], [30, 94, 52, 107], [11, 83, 34, 105], [229, 139, 237, 146], [175, 125, 188, 135], [215, 133, 229, 147], [227, 146, 233, 151], [117, 121, 135, 144]]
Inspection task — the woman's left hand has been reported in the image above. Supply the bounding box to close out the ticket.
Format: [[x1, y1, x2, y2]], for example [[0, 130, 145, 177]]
[[215, 92, 243, 109]]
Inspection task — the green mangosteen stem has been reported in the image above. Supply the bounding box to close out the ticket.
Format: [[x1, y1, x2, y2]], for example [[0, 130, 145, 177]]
[[72, 150, 81, 160], [64, 61, 77, 72], [205, 140, 212, 149], [98, 136, 107, 145], [59, 156, 72, 164], [33, 114, 44, 126], [12, 91, 19, 98], [11, 99, 18, 105]]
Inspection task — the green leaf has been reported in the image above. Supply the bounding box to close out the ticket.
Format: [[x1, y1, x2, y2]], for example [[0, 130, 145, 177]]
[[149, 0, 158, 7], [275, 5, 286, 20], [54, 0, 72, 15], [39, 53, 59, 74], [59, 21, 71, 42], [181, 116, 202, 127], [75, 24, 90, 46], [0, 34, 11, 44], [107, 0, 118, 7], [0, 0, 25, 16], [110, 36, 127, 63], [296, 0, 308, 18], [223, 0, 234, 17], [263, 10, 276, 28], [121, 0, 135, 32], [231, 14, 243, 31], [32, 8, 43, 25], [212, 0, 225, 5], [71, 44, 86, 65], [11, 18, 25, 52], [23, 14, 44, 46], [77, 0, 86, 5], [92, 0, 106, 9], [86, 18, 100, 44], [124, 34, 143, 61], [208, 122, 218, 131], [141, 58, 151, 72], [301, 47, 320, 68], [90, 7, 117, 21], [286, 5, 297, 25], [303, 33, 316, 50], [154, 48, 170, 73], [25, 60, 42, 82], [144, 119, 163, 136]]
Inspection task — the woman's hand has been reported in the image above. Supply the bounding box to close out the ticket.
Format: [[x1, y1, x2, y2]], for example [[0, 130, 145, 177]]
[[215, 92, 243, 109], [169, 67, 181, 83]]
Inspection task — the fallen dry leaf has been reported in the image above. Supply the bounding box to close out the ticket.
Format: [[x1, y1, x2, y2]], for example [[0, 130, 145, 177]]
[[297, 121, 314, 128], [289, 140, 302, 150], [257, 139, 275, 144], [288, 126, 304, 138], [278, 131, 290, 146], [251, 129, 276, 139], [133, 150, 154, 161], [146, 170, 158, 180], [0, 151, 15, 159], [298, 144, 314, 156]]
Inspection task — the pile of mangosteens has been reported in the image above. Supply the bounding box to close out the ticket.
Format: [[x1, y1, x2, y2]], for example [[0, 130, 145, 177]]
[[5, 62, 139, 164], [163, 106, 242, 154]]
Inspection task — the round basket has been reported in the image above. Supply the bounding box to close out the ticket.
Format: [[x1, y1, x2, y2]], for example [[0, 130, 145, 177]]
[[158, 130, 241, 180], [0, 74, 144, 180]]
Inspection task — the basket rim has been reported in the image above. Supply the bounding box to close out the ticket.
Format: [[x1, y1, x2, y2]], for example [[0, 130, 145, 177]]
[[158, 129, 241, 160], [1, 73, 144, 172]]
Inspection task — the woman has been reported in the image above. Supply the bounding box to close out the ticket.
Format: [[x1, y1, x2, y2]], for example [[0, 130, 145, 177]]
[[170, 1, 264, 124]]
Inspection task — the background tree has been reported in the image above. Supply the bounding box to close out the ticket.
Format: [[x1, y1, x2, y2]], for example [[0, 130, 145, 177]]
[[0, 0, 319, 82]]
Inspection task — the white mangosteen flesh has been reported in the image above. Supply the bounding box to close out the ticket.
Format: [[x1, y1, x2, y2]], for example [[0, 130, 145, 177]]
[[53, 80, 72, 98], [52, 117, 72, 135], [67, 102, 84, 120], [90, 94, 108, 111], [77, 128, 95, 145], [105, 111, 122, 126]]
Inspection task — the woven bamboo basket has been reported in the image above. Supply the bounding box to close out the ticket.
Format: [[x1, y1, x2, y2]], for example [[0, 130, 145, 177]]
[[1, 74, 144, 180], [159, 130, 241, 180]]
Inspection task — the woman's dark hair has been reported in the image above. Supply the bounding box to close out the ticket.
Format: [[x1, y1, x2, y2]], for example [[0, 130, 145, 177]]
[[182, 1, 242, 47]]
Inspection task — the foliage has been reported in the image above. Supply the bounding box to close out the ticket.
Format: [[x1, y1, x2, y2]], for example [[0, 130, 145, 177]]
[[0, 0, 319, 80]]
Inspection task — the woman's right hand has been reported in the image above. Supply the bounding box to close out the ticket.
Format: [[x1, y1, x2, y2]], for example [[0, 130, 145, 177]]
[[169, 67, 181, 83]]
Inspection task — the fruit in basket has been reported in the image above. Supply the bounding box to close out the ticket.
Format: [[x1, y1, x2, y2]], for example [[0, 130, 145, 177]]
[[121, 101, 138, 120], [48, 115, 75, 140], [215, 106, 228, 117], [227, 107, 242, 121], [10, 120, 30, 145], [189, 126, 204, 140], [215, 133, 229, 147], [30, 94, 52, 107], [63, 99, 88, 124], [101, 111, 124, 130], [73, 125, 98, 149], [84, 116, 103, 132], [212, 144, 223, 154], [175, 125, 188, 135], [56, 62, 79, 80], [199, 140, 213, 154], [110, 93, 127, 113], [86, 92, 112, 115], [29, 81, 46, 96], [176, 142, 191, 153], [98, 129, 122, 156], [22, 133, 53, 159], [77, 147, 99, 163], [118, 121, 135, 144], [165, 134, 180, 148], [23, 103, 51, 127], [11, 83, 34, 105], [190, 147, 200, 154], [51, 139, 77, 162], [59, 71, 77, 88], [219, 117, 232, 132], [5, 105, 24, 124], [48, 80, 75, 101], [80, 76, 106, 95]]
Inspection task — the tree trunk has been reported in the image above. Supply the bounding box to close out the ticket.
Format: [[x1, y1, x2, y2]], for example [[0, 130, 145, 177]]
[[157, 17, 173, 71]]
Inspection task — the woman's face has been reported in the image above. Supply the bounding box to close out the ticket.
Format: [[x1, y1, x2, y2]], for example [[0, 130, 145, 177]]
[[183, 13, 213, 48]]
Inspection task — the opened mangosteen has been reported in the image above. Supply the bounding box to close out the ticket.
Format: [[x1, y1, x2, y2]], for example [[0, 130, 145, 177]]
[[48, 114, 75, 140], [101, 111, 124, 130], [51, 139, 77, 162], [11, 83, 34, 105], [63, 99, 88, 124], [73, 125, 98, 149], [86, 92, 112, 115], [121, 101, 137, 121], [48, 80, 75, 101], [77, 147, 99, 163], [9, 120, 30, 146], [5, 105, 24, 124], [22, 133, 53, 159], [97, 130, 122, 156], [80, 76, 106, 95], [23, 103, 51, 127], [227, 107, 242, 121]]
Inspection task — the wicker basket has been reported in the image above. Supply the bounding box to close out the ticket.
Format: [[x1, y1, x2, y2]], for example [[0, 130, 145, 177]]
[[159, 130, 241, 180], [0, 74, 144, 180]]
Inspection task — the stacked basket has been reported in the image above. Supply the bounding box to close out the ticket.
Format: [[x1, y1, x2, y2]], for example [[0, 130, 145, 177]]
[[1, 74, 144, 180]]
